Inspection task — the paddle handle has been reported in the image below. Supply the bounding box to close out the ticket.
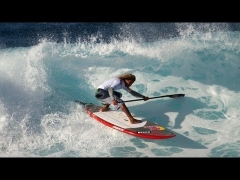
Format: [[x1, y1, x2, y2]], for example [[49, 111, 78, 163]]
[[123, 94, 185, 103]]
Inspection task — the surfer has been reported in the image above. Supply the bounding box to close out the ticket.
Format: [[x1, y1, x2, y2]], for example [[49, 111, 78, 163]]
[[95, 73, 149, 124]]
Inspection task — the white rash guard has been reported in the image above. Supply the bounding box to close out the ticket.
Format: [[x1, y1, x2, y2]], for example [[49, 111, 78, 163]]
[[98, 77, 145, 100], [98, 78, 130, 92]]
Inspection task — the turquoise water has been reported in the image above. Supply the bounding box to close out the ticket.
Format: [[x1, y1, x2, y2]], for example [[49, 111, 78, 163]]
[[0, 23, 240, 157]]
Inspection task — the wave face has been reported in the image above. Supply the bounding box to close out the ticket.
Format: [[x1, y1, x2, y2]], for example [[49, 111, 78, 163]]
[[0, 22, 240, 157]]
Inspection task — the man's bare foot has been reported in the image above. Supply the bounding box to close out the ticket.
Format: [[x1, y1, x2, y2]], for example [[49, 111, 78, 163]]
[[99, 104, 110, 112], [130, 118, 142, 124]]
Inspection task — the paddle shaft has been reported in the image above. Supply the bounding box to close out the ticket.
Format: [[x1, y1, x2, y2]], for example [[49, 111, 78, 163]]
[[123, 94, 185, 103]]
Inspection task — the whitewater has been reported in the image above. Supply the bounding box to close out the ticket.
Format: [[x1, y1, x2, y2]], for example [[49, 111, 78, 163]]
[[0, 23, 239, 157]]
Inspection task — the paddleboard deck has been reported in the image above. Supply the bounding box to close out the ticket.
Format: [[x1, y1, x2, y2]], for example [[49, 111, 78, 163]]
[[75, 100, 176, 140]]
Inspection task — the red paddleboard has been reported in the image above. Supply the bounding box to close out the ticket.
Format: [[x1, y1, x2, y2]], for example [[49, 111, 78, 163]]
[[75, 100, 176, 140]]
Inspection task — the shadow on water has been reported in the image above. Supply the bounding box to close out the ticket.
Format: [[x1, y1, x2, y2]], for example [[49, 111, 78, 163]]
[[128, 96, 208, 149], [140, 130, 208, 150]]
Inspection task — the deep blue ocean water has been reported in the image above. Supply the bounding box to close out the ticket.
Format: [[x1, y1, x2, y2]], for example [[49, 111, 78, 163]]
[[0, 22, 240, 157]]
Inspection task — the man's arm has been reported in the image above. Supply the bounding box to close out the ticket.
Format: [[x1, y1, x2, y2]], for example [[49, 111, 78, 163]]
[[128, 88, 145, 98], [108, 87, 115, 100]]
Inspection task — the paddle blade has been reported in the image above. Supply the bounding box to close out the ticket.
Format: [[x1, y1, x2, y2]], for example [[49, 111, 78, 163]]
[[168, 94, 185, 99]]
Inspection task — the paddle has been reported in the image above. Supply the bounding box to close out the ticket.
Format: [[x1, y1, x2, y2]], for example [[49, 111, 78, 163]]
[[123, 93, 185, 103]]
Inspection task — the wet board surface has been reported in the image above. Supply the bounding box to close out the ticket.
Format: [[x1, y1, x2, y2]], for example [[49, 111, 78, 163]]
[[76, 100, 176, 140]]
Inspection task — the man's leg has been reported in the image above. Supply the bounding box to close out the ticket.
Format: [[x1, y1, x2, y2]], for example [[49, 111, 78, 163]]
[[100, 104, 110, 112], [99, 97, 112, 112], [119, 103, 141, 124]]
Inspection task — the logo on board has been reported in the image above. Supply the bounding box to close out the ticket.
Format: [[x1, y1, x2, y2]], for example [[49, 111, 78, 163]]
[[144, 125, 165, 131]]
